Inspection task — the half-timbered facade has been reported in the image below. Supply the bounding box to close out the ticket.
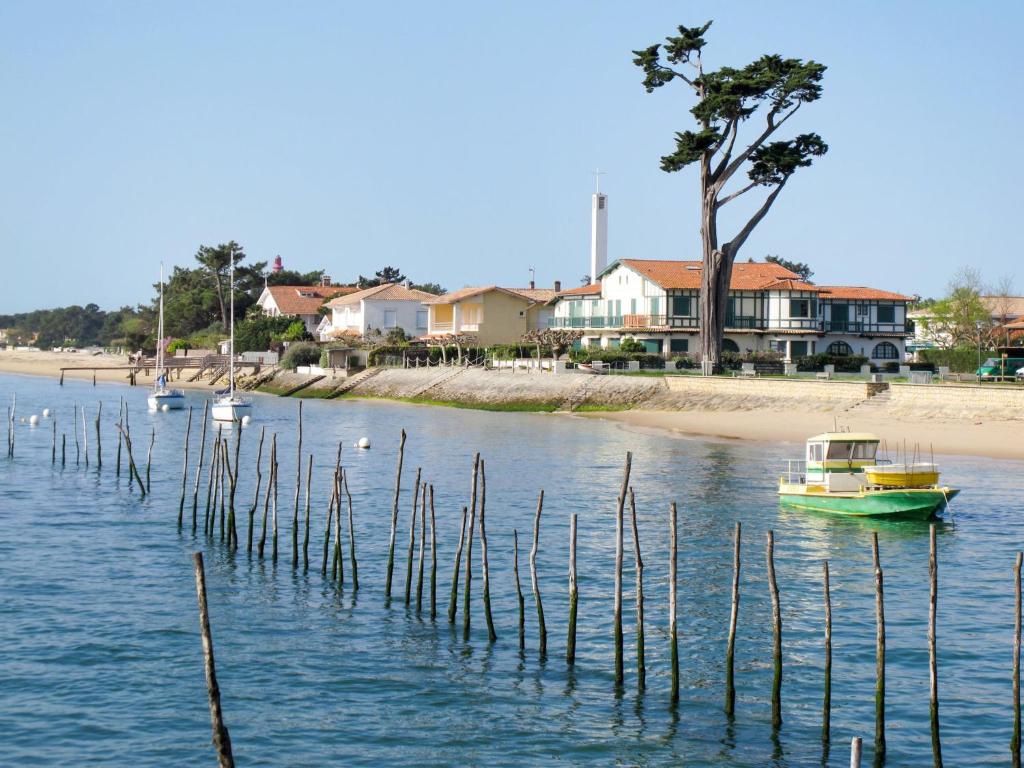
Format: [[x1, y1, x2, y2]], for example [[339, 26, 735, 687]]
[[549, 259, 913, 361]]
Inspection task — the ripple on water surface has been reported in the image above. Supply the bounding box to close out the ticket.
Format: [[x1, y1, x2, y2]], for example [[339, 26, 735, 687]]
[[0, 373, 1021, 766]]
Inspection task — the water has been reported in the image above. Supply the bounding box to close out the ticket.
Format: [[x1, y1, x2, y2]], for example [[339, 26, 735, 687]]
[[0, 372, 1020, 766]]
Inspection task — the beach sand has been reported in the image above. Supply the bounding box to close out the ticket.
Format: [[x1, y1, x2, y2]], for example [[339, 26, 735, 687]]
[[2, 350, 1019, 461], [0, 349, 217, 390], [579, 408, 1023, 461]]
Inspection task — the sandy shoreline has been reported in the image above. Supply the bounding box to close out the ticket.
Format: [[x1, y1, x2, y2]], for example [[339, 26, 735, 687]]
[[2, 350, 1019, 461], [577, 409, 1023, 461]]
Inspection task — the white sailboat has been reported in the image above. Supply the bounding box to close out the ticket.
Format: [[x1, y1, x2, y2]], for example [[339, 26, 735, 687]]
[[148, 263, 186, 411], [211, 255, 252, 423]]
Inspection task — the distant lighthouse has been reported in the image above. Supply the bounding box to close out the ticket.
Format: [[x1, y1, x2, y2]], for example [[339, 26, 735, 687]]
[[590, 178, 608, 285], [272, 255, 283, 273]]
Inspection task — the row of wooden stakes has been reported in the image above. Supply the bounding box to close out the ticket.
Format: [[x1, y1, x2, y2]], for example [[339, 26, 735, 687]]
[[28, 397, 1024, 768]]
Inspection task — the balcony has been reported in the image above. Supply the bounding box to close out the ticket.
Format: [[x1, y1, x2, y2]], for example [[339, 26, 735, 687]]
[[824, 321, 908, 334], [725, 316, 766, 330], [550, 316, 624, 329], [431, 321, 453, 332], [623, 314, 668, 328]]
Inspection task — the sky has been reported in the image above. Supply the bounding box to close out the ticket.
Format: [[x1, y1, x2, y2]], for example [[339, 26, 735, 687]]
[[1, 0, 1022, 313]]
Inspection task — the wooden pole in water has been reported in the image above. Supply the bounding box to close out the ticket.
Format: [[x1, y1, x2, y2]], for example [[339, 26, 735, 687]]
[[479, 460, 496, 642], [333, 467, 343, 586], [417, 481, 427, 613], [94, 402, 102, 468], [929, 524, 942, 767], [51, 418, 57, 464], [248, 426, 265, 552], [872, 531, 886, 762], [73, 401, 80, 465], [218, 439, 228, 540], [614, 452, 631, 689], [292, 402, 302, 569], [205, 425, 221, 532], [116, 397, 124, 477], [530, 489, 547, 659], [566, 514, 578, 664], [81, 404, 88, 468], [726, 521, 741, 717], [823, 559, 832, 744], [271, 435, 279, 563], [259, 438, 275, 558], [228, 425, 241, 549], [850, 736, 862, 768], [1014, 551, 1022, 767], [323, 474, 337, 578], [462, 454, 480, 639], [145, 427, 155, 494], [62, 432, 66, 466], [192, 552, 235, 768], [117, 423, 146, 496], [178, 406, 193, 527], [303, 454, 312, 570], [345, 469, 358, 591], [191, 401, 209, 532], [384, 429, 407, 599], [629, 488, 645, 691], [768, 530, 782, 729], [669, 501, 679, 705], [405, 468, 422, 605], [447, 506, 468, 624]]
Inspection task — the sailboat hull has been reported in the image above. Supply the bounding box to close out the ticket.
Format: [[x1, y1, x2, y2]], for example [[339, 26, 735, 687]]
[[211, 399, 252, 423], [148, 390, 186, 410]]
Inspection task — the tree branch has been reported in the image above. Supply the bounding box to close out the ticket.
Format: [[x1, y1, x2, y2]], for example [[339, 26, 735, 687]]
[[716, 181, 758, 207], [712, 102, 802, 189], [724, 178, 789, 256], [711, 119, 739, 171]]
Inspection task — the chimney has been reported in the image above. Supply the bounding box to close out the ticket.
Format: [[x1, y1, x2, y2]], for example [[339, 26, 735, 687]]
[[554, 280, 561, 292], [529, 280, 535, 290]]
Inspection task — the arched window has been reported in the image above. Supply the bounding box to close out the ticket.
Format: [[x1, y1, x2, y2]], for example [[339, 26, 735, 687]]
[[722, 338, 740, 353], [872, 342, 899, 360], [826, 341, 853, 356]]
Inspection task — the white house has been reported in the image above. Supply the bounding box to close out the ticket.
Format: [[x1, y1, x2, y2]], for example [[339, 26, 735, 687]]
[[256, 282, 357, 335], [319, 283, 435, 341], [550, 259, 913, 362]]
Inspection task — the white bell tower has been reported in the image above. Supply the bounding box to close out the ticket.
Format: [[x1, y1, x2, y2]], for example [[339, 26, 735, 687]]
[[590, 171, 608, 284]]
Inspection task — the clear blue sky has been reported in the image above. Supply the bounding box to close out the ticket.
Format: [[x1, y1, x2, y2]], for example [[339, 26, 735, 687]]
[[2, 1, 1021, 313]]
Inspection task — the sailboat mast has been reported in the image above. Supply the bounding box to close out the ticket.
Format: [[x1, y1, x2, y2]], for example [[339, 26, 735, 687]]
[[229, 253, 235, 397], [157, 263, 164, 381]]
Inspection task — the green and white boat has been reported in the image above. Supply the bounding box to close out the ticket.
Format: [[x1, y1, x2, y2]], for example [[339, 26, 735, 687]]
[[778, 432, 959, 520]]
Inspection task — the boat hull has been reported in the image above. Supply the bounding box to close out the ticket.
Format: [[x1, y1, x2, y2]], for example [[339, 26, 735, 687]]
[[211, 399, 252, 423], [778, 488, 959, 520], [147, 391, 186, 410]]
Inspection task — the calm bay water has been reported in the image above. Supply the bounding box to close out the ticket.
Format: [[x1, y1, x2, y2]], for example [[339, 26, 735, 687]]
[[1, 372, 1021, 766]]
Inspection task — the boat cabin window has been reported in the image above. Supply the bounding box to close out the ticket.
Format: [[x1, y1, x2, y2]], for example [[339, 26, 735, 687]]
[[826, 441, 878, 460], [807, 443, 823, 462]]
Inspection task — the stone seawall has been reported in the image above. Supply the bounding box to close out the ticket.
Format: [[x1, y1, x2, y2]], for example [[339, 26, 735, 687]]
[[887, 382, 1024, 420], [658, 376, 872, 411]]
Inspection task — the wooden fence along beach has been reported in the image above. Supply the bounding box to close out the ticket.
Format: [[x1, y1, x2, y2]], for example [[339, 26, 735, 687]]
[[10, 397, 1023, 768]]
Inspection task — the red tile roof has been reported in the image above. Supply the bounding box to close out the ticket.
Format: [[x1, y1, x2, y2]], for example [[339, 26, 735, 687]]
[[557, 284, 603, 297], [425, 286, 550, 305], [616, 259, 803, 290], [816, 286, 913, 301], [264, 285, 357, 315], [326, 282, 437, 307]]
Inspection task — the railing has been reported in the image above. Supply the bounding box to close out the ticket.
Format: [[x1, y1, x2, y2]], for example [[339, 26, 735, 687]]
[[623, 314, 668, 328], [725, 316, 764, 330], [782, 459, 807, 484], [549, 316, 624, 329], [824, 321, 908, 334], [431, 322, 453, 332]]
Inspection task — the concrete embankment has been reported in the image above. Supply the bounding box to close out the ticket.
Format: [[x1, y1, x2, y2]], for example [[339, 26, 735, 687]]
[[256, 366, 1024, 422]]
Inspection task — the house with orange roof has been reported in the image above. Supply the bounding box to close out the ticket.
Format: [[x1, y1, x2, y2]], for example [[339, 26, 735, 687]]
[[318, 282, 437, 341], [256, 280, 358, 335], [424, 282, 559, 346], [550, 259, 913, 362]]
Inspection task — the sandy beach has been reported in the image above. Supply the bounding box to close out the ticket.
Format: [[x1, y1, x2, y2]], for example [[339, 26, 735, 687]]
[[0, 349, 218, 390], [2, 349, 1020, 461], [579, 409, 1024, 462]]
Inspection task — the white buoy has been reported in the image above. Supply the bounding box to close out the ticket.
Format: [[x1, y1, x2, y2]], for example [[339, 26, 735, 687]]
[[357, 436, 371, 449], [241, 415, 252, 426], [29, 414, 39, 426], [42, 408, 52, 418], [161, 403, 170, 412]]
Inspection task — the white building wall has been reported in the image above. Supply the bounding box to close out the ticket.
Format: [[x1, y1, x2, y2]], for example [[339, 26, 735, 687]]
[[362, 299, 429, 337]]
